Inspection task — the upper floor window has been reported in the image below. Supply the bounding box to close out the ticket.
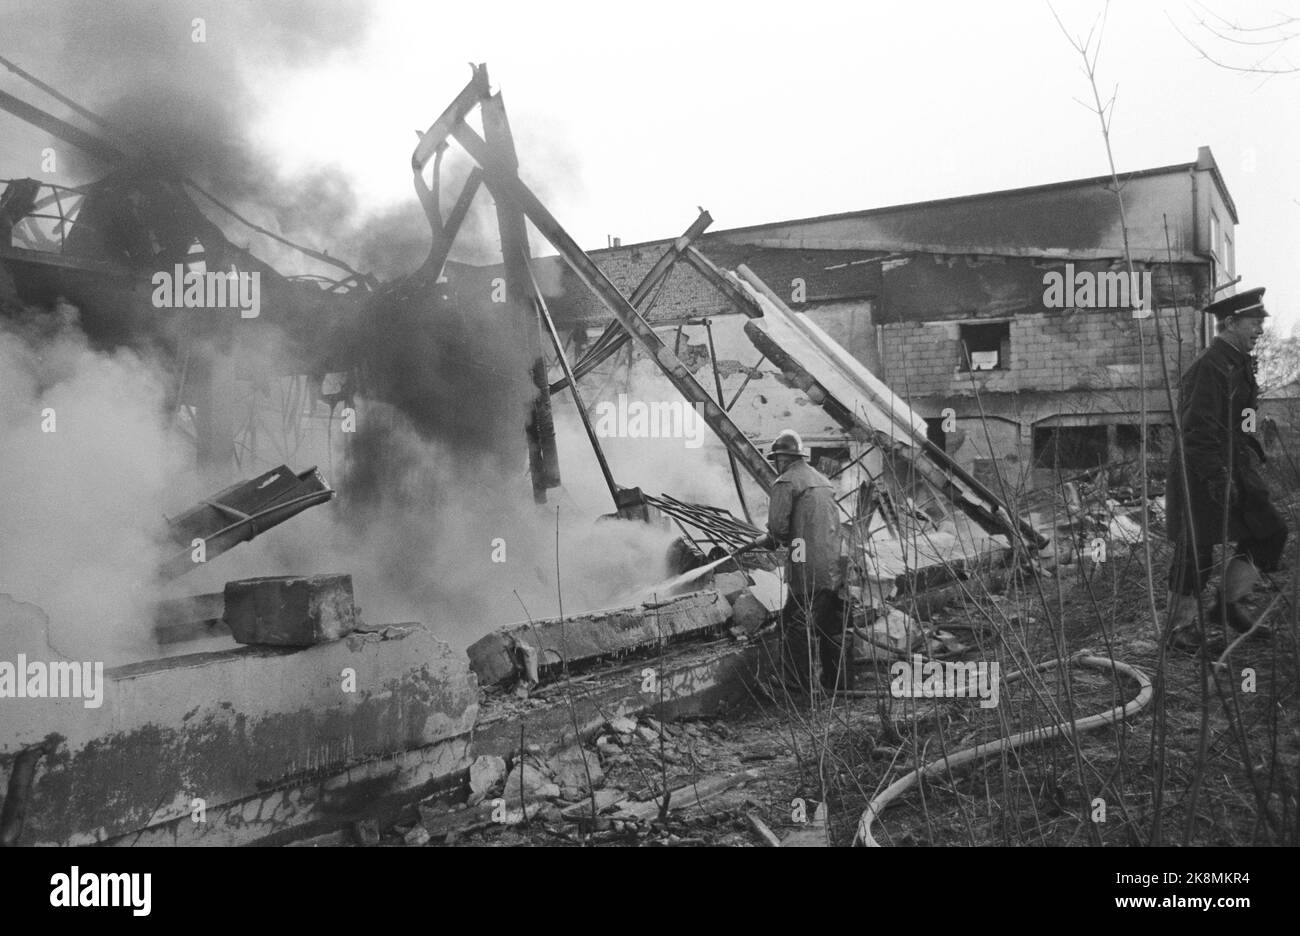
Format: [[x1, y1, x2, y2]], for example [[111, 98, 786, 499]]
[[960, 321, 1010, 371]]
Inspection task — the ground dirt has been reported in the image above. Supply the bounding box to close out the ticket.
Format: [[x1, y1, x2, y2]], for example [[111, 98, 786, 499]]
[[359, 485, 1300, 848]]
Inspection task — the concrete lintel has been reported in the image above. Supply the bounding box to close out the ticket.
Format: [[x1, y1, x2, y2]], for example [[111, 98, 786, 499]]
[[467, 590, 731, 688], [472, 638, 763, 761]]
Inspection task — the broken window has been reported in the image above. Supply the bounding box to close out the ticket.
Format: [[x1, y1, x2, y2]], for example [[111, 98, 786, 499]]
[[959, 322, 1010, 371], [1033, 426, 1108, 470]]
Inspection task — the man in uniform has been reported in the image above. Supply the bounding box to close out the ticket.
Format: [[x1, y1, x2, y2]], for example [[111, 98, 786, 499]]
[[755, 429, 849, 693], [1165, 287, 1288, 653]]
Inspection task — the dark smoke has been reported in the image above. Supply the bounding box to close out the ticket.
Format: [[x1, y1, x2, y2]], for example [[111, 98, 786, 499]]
[[0, 0, 444, 278], [1, 3, 681, 655], [7, 1, 368, 193]]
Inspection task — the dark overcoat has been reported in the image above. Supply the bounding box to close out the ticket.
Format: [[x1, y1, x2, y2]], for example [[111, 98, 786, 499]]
[[766, 459, 842, 599], [1165, 336, 1285, 555]]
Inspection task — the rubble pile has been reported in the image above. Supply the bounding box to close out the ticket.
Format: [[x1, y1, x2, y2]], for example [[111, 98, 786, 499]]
[[365, 714, 771, 846], [1037, 480, 1163, 573]]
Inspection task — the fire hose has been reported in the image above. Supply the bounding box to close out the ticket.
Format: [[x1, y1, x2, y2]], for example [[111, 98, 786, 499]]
[[853, 651, 1152, 847]]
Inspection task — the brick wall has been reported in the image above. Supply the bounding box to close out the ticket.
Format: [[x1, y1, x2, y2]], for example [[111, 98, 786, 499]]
[[880, 305, 1203, 399]]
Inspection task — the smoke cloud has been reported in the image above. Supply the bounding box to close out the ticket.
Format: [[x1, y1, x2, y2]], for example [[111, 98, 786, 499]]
[[174, 400, 683, 650], [0, 2, 704, 661], [0, 0, 448, 279], [0, 300, 186, 665]]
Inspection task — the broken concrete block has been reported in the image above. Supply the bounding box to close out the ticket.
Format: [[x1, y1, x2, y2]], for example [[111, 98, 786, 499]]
[[468, 755, 508, 805], [713, 571, 751, 603], [502, 763, 560, 802], [746, 570, 785, 613], [223, 574, 358, 646], [354, 818, 380, 846], [608, 715, 637, 735], [403, 824, 431, 847], [865, 607, 921, 654], [467, 591, 729, 687], [548, 745, 604, 792], [729, 591, 770, 636], [636, 726, 658, 743], [852, 603, 925, 663]]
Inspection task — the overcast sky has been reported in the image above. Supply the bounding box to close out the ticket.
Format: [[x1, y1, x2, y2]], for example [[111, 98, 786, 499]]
[[264, 0, 1300, 326], [4, 0, 1298, 331]]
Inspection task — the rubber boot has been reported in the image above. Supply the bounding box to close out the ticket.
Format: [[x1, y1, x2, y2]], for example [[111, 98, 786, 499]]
[[778, 614, 816, 696], [818, 633, 854, 695], [1215, 556, 1267, 635]]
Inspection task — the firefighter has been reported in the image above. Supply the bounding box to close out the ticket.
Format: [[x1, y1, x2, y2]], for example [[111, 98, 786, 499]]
[[754, 429, 849, 693], [1165, 287, 1288, 653]]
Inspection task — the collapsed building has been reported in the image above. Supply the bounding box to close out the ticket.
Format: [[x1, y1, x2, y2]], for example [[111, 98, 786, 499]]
[[0, 62, 1187, 846], [540, 146, 1237, 492]]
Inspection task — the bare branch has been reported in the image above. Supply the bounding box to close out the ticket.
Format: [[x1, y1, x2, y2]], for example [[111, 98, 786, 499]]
[[1171, 6, 1300, 74], [1192, 0, 1298, 34]]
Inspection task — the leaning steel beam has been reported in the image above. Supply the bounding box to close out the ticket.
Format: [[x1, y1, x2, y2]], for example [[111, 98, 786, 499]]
[[450, 122, 778, 493], [423, 167, 482, 277], [682, 246, 764, 318], [412, 64, 491, 172], [736, 265, 1046, 550], [549, 210, 713, 395], [0, 54, 125, 139], [705, 318, 753, 524], [0, 88, 125, 166]]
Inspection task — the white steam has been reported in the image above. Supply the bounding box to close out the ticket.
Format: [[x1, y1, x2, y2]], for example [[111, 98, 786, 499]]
[[0, 304, 186, 665]]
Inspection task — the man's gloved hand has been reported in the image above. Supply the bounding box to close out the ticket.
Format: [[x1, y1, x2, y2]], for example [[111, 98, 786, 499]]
[[751, 532, 777, 551]]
